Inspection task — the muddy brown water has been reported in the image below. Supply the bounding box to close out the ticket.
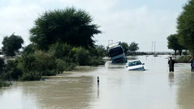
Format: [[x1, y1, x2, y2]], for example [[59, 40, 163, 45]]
[[0, 55, 194, 109]]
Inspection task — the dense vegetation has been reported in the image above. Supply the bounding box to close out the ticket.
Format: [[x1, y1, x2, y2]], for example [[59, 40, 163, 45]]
[[168, 0, 194, 56], [121, 42, 139, 55], [2, 34, 24, 56], [177, 0, 194, 55], [30, 8, 100, 50], [167, 34, 185, 55], [0, 58, 11, 87], [0, 8, 105, 84]]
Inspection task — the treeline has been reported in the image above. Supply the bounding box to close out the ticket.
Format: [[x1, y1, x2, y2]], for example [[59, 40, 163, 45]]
[[167, 0, 194, 56], [0, 8, 106, 83], [121, 42, 139, 55]]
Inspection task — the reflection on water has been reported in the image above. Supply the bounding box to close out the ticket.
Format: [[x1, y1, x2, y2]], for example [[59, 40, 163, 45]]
[[0, 55, 194, 109], [168, 72, 174, 87], [175, 64, 194, 109]]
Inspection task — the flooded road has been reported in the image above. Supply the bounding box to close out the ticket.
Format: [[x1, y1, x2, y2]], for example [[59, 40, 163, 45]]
[[0, 55, 194, 109]]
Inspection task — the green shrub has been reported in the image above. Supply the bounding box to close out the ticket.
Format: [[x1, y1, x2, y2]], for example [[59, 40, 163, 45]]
[[89, 56, 105, 66], [55, 59, 75, 73], [1, 60, 22, 81], [22, 44, 36, 55], [19, 71, 41, 81], [71, 47, 90, 65], [175, 55, 192, 63], [49, 43, 72, 58], [95, 45, 107, 57], [19, 50, 57, 76], [18, 53, 36, 72], [1, 42, 105, 81], [34, 51, 57, 76]]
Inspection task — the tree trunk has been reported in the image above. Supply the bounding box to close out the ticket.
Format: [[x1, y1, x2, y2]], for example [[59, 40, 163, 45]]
[[179, 50, 182, 56], [174, 50, 177, 56]]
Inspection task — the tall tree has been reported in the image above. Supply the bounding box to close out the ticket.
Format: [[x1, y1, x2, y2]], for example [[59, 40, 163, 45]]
[[167, 34, 185, 55], [2, 34, 24, 56], [30, 8, 101, 50], [177, 0, 194, 55], [128, 42, 139, 52], [121, 42, 129, 54]]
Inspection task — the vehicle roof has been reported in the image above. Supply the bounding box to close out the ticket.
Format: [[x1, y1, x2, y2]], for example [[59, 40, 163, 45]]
[[108, 44, 120, 48], [108, 42, 122, 48]]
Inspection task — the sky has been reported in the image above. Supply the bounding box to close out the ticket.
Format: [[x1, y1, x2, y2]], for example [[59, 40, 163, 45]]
[[0, 0, 188, 52]]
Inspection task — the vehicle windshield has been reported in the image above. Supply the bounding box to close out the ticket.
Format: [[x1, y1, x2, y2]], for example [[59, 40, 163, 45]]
[[109, 47, 123, 57], [128, 61, 142, 66]]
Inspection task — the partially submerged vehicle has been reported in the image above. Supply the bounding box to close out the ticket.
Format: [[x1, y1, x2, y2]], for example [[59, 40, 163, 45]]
[[126, 60, 145, 71], [108, 42, 127, 64]]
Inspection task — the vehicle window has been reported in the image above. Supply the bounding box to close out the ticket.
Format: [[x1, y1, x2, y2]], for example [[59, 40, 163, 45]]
[[128, 61, 142, 66], [136, 61, 142, 65], [109, 47, 123, 57], [128, 62, 135, 66]]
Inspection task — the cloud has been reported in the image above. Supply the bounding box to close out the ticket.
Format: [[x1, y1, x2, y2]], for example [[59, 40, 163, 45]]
[[0, 0, 187, 51], [94, 6, 179, 51], [0, 3, 44, 47]]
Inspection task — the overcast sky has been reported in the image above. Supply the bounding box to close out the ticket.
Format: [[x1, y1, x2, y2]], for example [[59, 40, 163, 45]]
[[0, 0, 188, 51]]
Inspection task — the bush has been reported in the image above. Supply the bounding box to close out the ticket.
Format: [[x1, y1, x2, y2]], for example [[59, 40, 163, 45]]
[[70, 46, 105, 66], [56, 59, 76, 73], [22, 44, 36, 55], [18, 53, 36, 72], [19, 71, 41, 81], [34, 51, 57, 76], [1, 43, 106, 81], [17, 50, 57, 81], [21, 51, 57, 76], [0, 58, 5, 75], [175, 55, 192, 63], [89, 45, 107, 57], [49, 43, 72, 58], [89, 56, 105, 66], [71, 47, 90, 65], [1, 60, 22, 81]]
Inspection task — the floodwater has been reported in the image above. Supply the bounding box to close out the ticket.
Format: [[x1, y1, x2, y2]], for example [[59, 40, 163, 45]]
[[0, 55, 194, 109]]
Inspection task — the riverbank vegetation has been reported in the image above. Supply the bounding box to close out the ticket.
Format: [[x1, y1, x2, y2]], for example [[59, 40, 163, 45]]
[[175, 55, 192, 63], [0, 8, 106, 83], [0, 58, 12, 87]]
